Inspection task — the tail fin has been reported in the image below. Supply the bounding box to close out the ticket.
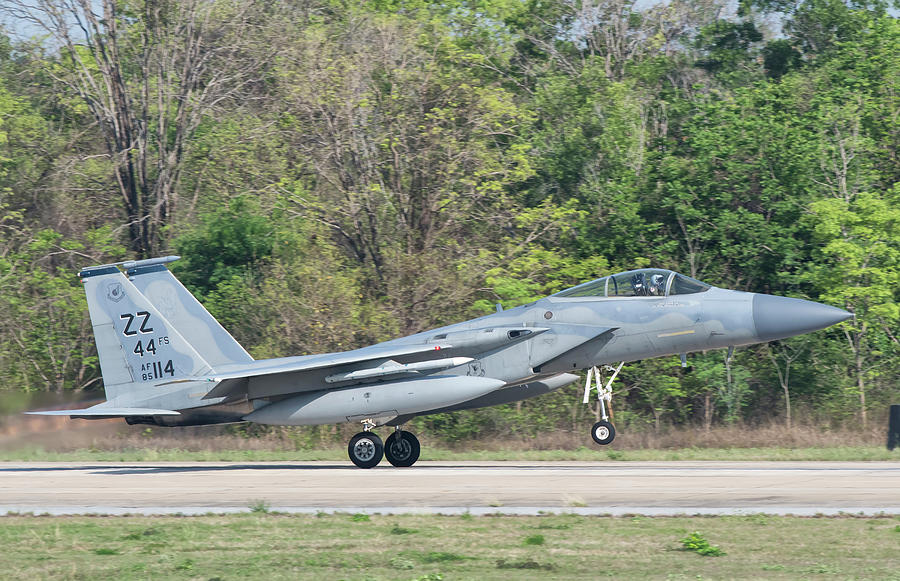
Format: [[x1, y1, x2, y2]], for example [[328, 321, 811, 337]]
[[126, 261, 253, 368], [79, 256, 230, 404]]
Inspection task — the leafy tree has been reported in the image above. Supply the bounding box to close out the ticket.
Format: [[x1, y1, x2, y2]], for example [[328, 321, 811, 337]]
[[695, 20, 763, 79], [3, 0, 272, 257], [804, 186, 900, 427], [686, 352, 751, 426], [625, 358, 687, 432], [173, 197, 277, 297], [760, 339, 810, 429], [272, 9, 537, 333], [0, 225, 124, 393], [762, 39, 803, 80]]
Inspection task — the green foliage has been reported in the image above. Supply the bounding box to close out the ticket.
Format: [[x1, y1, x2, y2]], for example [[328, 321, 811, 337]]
[[806, 186, 900, 324], [390, 556, 415, 570], [173, 197, 277, 296], [473, 199, 610, 310], [803, 185, 900, 421], [523, 533, 545, 545], [762, 39, 802, 80], [248, 500, 270, 514], [680, 531, 727, 556], [0, 223, 125, 392], [695, 20, 763, 78], [625, 358, 688, 429], [496, 558, 556, 570], [422, 551, 465, 563]]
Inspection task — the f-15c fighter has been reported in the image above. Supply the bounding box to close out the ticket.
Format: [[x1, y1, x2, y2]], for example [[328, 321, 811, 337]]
[[29, 256, 851, 468]]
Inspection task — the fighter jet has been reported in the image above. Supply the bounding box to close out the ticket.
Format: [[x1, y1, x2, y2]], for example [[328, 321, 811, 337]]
[[28, 256, 851, 468]]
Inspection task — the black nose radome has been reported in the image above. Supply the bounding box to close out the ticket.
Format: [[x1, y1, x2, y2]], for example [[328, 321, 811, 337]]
[[752, 294, 852, 342]]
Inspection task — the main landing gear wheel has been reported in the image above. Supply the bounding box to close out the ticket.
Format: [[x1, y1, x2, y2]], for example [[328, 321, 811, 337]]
[[591, 420, 616, 445], [348, 432, 384, 468], [384, 431, 421, 467]]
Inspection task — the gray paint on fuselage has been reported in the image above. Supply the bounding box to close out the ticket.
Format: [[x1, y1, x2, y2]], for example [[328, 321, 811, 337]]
[[392, 372, 580, 425]]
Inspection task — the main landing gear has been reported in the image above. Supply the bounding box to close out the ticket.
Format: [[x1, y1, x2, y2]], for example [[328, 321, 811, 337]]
[[584, 363, 623, 446], [347, 423, 421, 468]]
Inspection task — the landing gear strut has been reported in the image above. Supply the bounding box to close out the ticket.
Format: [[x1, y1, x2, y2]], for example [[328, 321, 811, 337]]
[[584, 363, 622, 446]]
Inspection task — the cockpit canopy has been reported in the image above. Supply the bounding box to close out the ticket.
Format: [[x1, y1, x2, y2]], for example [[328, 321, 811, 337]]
[[553, 269, 711, 298]]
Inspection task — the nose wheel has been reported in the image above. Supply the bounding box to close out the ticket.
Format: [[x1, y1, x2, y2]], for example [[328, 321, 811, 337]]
[[591, 420, 616, 445]]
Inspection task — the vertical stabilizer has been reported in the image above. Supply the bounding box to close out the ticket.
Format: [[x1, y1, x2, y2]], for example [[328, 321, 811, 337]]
[[79, 259, 215, 404], [128, 263, 253, 367]]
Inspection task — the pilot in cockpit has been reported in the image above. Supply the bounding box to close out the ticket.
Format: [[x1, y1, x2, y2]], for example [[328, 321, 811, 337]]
[[631, 273, 646, 295], [631, 271, 666, 296], [649, 273, 665, 296]]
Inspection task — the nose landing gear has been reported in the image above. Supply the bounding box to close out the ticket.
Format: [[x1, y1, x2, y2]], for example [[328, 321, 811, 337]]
[[583, 363, 622, 446]]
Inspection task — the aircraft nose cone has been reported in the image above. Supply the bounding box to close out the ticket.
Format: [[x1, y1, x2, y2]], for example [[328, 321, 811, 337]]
[[753, 294, 852, 342]]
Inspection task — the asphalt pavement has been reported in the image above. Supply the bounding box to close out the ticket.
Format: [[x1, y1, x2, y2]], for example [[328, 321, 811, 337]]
[[2, 461, 898, 516]]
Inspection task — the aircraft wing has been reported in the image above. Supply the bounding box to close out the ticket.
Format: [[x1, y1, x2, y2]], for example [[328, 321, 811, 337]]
[[160, 325, 551, 402], [26, 407, 180, 418], [202, 343, 452, 383], [177, 342, 456, 401]]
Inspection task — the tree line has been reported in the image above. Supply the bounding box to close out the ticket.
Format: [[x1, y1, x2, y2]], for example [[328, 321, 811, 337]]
[[0, 0, 897, 438]]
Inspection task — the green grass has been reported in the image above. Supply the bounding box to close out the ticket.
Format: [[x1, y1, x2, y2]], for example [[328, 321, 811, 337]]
[[1, 513, 899, 580], [0, 444, 895, 462]]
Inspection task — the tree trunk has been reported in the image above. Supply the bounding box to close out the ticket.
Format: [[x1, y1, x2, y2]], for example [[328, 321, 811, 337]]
[[704, 392, 712, 433], [856, 351, 867, 429], [783, 384, 792, 430]]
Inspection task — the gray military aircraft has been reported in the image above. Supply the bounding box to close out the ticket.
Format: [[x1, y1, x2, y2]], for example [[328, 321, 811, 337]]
[[28, 256, 851, 468]]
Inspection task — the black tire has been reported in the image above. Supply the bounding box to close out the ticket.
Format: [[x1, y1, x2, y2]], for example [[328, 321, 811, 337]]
[[591, 420, 616, 445], [348, 432, 384, 469], [384, 431, 421, 467]]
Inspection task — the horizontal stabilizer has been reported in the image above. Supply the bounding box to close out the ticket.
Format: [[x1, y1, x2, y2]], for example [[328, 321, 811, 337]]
[[26, 407, 181, 417]]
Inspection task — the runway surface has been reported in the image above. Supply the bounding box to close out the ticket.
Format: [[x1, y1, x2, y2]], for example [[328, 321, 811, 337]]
[[2, 461, 899, 516]]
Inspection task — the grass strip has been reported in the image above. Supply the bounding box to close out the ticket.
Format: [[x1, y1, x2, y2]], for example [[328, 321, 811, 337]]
[[1, 513, 899, 580]]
